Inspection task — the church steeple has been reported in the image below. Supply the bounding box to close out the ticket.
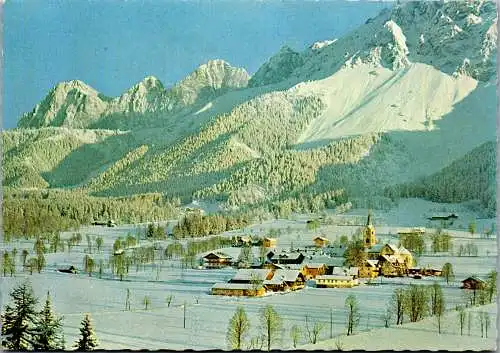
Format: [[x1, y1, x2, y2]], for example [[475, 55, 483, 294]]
[[364, 210, 376, 248]]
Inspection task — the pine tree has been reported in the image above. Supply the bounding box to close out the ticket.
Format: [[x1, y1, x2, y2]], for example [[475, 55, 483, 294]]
[[75, 314, 99, 351], [1, 280, 39, 350], [33, 291, 64, 350]]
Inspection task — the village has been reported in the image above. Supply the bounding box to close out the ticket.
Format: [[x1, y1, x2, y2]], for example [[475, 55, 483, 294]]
[[204, 212, 485, 297], [0, 200, 496, 350]]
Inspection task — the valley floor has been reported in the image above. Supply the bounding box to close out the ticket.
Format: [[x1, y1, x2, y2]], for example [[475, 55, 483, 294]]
[[0, 198, 497, 350]]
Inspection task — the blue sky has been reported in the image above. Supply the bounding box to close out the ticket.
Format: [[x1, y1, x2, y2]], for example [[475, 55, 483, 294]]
[[3, 0, 392, 129]]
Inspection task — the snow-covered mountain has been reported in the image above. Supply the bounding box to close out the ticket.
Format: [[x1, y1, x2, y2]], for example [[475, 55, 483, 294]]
[[18, 59, 249, 129], [5, 0, 497, 216]]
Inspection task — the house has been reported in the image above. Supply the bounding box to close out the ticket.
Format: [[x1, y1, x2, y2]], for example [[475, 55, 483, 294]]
[[264, 270, 305, 292], [202, 252, 233, 269], [229, 269, 273, 284], [211, 283, 266, 297], [234, 235, 252, 247], [302, 263, 327, 279], [57, 265, 77, 274], [316, 275, 359, 288], [379, 255, 405, 276], [313, 236, 329, 248], [397, 246, 414, 267], [270, 252, 305, 265], [461, 276, 486, 290], [408, 267, 421, 276], [359, 259, 379, 278], [263, 237, 277, 248]]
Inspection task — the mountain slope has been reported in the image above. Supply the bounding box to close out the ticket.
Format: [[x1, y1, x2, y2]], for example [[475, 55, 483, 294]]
[[3, 0, 497, 215]]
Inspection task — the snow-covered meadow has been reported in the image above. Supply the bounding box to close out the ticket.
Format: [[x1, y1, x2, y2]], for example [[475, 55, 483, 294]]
[[1, 198, 496, 350]]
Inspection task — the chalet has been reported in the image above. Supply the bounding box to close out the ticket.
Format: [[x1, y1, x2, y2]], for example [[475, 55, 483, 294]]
[[316, 275, 359, 288], [313, 236, 329, 248], [397, 246, 414, 267], [57, 265, 77, 274], [229, 269, 273, 284], [359, 259, 379, 278], [302, 263, 327, 279], [263, 237, 277, 248], [461, 276, 486, 290], [203, 252, 233, 269], [264, 270, 305, 292], [270, 252, 305, 265], [211, 283, 265, 297]]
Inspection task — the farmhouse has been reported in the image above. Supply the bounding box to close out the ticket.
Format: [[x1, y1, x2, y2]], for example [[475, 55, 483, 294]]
[[202, 252, 233, 269], [313, 236, 329, 248], [264, 270, 305, 292], [461, 276, 486, 290], [263, 237, 277, 248], [211, 283, 265, 297], [270, 252, 305, 265], [359, 259, 379, 278], [302, 263, 327, 279], [379, 255, 406, 276], [316, 274, 359, 288]]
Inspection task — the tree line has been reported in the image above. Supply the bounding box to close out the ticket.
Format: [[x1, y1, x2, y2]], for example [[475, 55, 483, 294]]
[[3, 188, 180, 241]]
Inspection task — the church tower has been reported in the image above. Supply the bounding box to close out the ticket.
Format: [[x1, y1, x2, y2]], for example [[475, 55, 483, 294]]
[[364, 210, 377, 248]]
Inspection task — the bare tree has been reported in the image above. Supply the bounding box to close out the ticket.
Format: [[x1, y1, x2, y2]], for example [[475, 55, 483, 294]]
[[260, 305, 283, 351], [304, 315, 324, 344], [289, 325, 301, 348], [345, 295, 360, 335], [484, 311, 490, 338], [456, 305, 466, 336], [143, 296, 151, 310], [391, 288, 405, 325], [382, 306, 392, 328], [227, 306, 250, 350], [404, 284, 429, 322], [334, 336, 345, 351], [166, 294, 174, 307]]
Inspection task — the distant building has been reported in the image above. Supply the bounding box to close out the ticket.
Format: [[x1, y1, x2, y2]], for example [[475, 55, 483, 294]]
[[211, 283, 265, 297], [229, 269, 274, 284], [461, 276, 486, 290], [263, 270, 305, 292], [263, 237, 277, 248], [313, 236, 329, 248], [427, 213, 458, 221], [270, 252, 305, 265], [397, 227, 426, 236], [203, 252, 233, 269], [359, 259, 379, 278], [302, 263, 327, 279], [316, 275, 359, 288]]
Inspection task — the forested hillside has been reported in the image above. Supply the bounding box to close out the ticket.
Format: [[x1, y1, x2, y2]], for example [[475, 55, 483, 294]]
[[3, 0, 496, 223]]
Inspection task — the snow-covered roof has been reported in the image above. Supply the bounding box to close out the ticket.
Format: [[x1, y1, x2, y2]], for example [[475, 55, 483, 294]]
[[264, 269, 301, 284], [366, 260, 379, 268], [316, 275, 354, 281], [212, 283, 263, 290], [304, 263, 327, 269], [231, 269, 272, 281], [398, 246, 412, 255]]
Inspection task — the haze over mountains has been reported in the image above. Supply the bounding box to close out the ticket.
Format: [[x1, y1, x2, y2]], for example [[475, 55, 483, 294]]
[[4, 1, 497, 216]]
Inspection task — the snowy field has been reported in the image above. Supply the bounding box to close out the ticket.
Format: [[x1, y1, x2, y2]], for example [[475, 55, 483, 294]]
[[0, 198, 497, 350]]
